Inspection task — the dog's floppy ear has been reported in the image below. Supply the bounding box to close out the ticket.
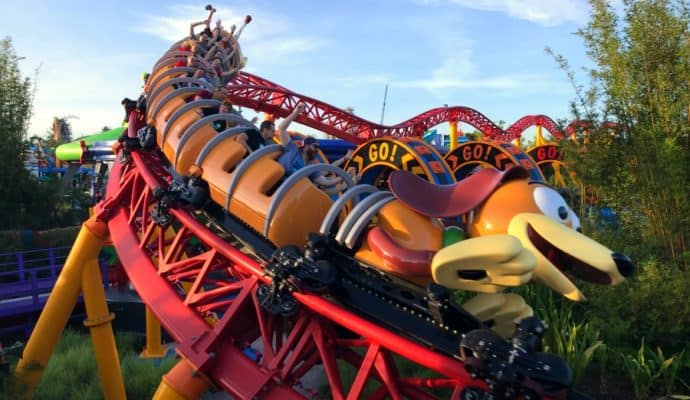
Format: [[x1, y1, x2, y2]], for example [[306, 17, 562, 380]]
[[388, 166, 529, 218]]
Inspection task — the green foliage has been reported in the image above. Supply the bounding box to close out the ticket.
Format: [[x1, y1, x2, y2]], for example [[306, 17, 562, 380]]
[[36, 332, 98, 400], [543, 313, 605, 385], [0, 226, 78, 251], [516, 281, 689, 396], [121, 352, 177, 399], [661, 350, 686, 396], [582, 259, 690, 354], [0, 38, 70, 229], [514, 285, 604, 384], [621, 339, 683, 399], [0, 38, 32, 167], [548, 3, 690, 391], [0, 37, 42, 230], [0, 37, 88, 231], [554, 0, 690, 270], [1, 330, 176, 400]]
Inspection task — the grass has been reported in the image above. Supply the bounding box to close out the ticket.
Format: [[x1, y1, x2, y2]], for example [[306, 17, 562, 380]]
[[1, 329, 177, 400], [1, 281, 686, 399]]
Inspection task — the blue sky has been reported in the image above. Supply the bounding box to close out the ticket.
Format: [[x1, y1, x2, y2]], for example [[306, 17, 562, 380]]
[[2, 0, 598, 139]]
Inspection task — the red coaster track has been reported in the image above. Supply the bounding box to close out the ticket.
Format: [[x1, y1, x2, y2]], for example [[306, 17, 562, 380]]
[[102, 150, 489, 399], [228, 72, 511, 143], [230, 73, 618, 144], [17, 25, 606, 400], [506, 115, 565, 140]]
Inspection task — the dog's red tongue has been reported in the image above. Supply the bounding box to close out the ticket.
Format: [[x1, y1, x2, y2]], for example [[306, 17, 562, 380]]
[[547, 248, 560, 266]]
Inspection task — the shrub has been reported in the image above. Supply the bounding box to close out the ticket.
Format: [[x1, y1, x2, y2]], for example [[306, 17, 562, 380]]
[[513, 284, 604, 384], [621, 339, 681, 400], [1, 330, 176, 399], [583, 259, 690, 355]]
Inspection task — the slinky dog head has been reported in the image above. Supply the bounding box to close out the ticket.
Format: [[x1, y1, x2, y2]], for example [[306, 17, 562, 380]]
[[388, 166, 633, 301]]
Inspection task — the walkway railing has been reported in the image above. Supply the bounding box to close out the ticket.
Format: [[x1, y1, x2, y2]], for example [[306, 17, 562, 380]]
[[0, 246, 108, 336]]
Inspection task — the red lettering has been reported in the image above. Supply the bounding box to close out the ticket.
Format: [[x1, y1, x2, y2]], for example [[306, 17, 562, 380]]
[[462, 146, 472, 161], [473, 145, 484, 159], [547, 146, 557, 159]]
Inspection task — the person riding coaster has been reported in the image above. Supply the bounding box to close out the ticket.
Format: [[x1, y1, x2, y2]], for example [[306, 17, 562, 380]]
[[185, 124, 630, 343], [144, 18, 632, 340], [140, 11, 629, 396]]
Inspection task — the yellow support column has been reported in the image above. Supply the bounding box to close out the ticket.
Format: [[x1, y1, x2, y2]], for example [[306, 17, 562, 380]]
[[553, 164, 566, 188], [81, 255, 125, 399], [449, 121, 458, 150], [535, 125, 545, 146], [141, 307, 166, 359], [15, 217, 109, 398], [142, 226, 178, 359], [153, 359, 210, 400]]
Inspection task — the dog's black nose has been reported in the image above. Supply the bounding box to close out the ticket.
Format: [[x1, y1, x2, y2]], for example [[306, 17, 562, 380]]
[[612, 252, 634, 277]]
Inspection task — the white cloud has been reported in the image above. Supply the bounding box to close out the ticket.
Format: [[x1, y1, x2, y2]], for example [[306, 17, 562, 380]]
[[391, 46, 514, 91], [389, 44, 565, 96], [393, 65, 566, 92], [429, 50, 475, 81], [133, 4, 329, 66], [270, 37, 329, 58], [417, 0, 589, 26], [19, 3, 331, 137], [135, 5, 285, 42], [26, 54, 145, 137], [330, 53, 558, 98]]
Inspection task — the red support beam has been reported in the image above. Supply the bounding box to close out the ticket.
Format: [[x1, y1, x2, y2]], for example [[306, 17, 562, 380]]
[[103, 151, 511, 399]]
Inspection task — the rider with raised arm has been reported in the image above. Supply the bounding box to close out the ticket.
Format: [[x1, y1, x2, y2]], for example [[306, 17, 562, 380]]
[[189, 5, 216, 40], [277, 103, 350, 193]]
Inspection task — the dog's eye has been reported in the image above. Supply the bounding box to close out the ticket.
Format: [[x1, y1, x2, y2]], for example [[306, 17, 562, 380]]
[[533, 186, 572, 223], [558, 206, 568, 219]]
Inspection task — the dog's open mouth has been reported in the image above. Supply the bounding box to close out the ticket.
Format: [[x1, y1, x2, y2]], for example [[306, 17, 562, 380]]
[[527, 224, 611, 284]]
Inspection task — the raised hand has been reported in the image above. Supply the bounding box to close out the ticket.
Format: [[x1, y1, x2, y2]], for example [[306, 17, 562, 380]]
[[294, 102, 307, 114]]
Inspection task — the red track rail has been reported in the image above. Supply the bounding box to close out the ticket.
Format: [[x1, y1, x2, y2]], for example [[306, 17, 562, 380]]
[[228, 73, 512, 143], [100, 151, 490, 399], [230, 74, 620, 145], [506, 116, 621, 141], [565, 120, 618, 136], [506, 115, 565, 140]]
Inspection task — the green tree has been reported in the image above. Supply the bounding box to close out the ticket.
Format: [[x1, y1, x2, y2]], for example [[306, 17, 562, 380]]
[[0, 37, 36, 228], [557, 0, 690, 269], [0, 37, 68, 230], [0, 37, 32, 170]]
